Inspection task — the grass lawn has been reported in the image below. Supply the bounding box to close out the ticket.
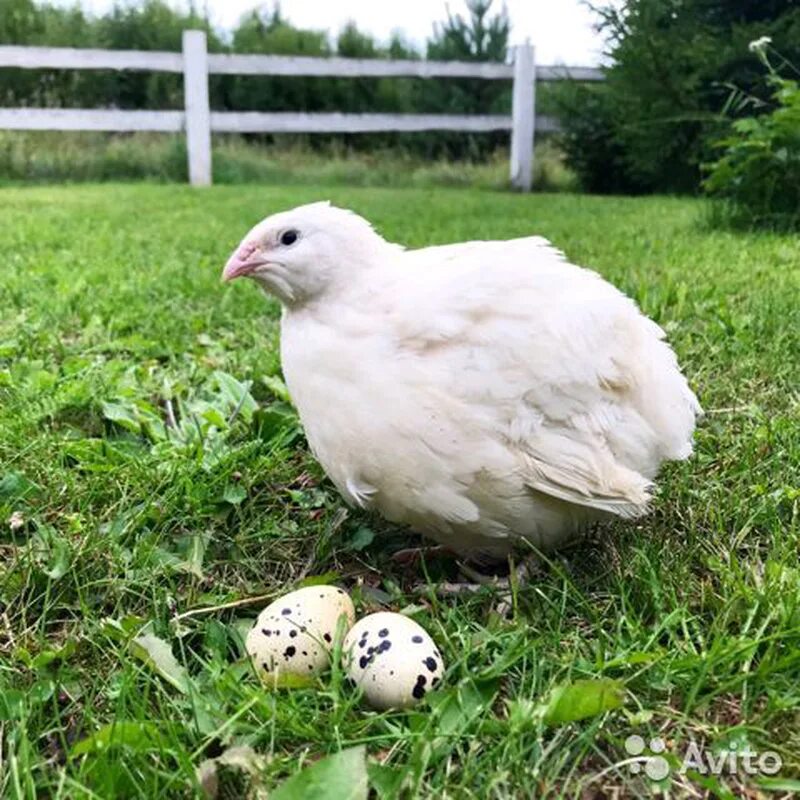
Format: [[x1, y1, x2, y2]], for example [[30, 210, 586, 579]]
[[1, 184, 799, 799]]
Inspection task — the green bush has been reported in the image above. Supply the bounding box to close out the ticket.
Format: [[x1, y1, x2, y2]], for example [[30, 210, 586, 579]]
[[554, 0, 800, 195], [704, 41, 800, 229], [551, 81, 643, 195]]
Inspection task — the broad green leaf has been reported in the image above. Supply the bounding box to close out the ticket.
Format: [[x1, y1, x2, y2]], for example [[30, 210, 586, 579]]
[[0, 689, 25, 721], [258, 670, 319, 691], [25, 367, 58, 392], [100, 615, 147, 642], [213, 371, 257, 422], [138, 404, 167, 442], [201, 406, 228, 429], [102, 399, 166, 442], [149, 547, 183, 572], [101, 400, 141, 433], [253, 404, 299, 445], [271, 746, 368, 800], [360, 585, 394, 605], [130, 633, 190, 694], [603, 650, 663, 669], [197, 745, 269, 800], [222, 483, 247, 506], [17, 639, 77, 671], [201, 619, 230, 659], [231, 619, 255, 652], [180, 530, 212, 578], [28, 679, 55, 705], [367, 763, 404, 799], [348, 526, 375, 551], [542, 678, 624, 726], [430, 679, 498, 738], [398, 604, 428, 617], [63, 439, 122, 471], [31, 525, 71, 580], [418, 679, 499, 760], [262, 374, 293, 404], [286, 487, 328, 509], [624, 708, 654, 725], [0, 471, 40, 502], [297, 572, 341, 588], [71, 721, 162, 757]]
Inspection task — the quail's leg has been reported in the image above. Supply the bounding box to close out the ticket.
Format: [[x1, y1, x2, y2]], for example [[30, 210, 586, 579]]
[[493, 557, 542, 618], [411, 580, 485, 596], [390, 544, 458, 567], [411, 554, 542, 612], [409, 556, 494, 598]]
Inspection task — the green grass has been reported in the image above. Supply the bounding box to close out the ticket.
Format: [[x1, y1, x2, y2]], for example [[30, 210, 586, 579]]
[[0, 132, 576, 192], [1, 184, 799, 799]]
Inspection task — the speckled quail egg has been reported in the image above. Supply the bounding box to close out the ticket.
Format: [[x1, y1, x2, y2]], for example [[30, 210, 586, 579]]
[[343, 612, 445, 710], [246, 585, 355, 677]]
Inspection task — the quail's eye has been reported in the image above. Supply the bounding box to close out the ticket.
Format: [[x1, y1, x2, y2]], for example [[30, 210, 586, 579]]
[[280, 229, 299, 246]]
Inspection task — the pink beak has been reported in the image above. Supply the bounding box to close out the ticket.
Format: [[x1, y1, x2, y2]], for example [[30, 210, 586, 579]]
[[222, 240, 268, 282]]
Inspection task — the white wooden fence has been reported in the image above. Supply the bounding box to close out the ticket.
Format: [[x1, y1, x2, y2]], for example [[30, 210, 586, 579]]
[[0, 31, 603, 190]]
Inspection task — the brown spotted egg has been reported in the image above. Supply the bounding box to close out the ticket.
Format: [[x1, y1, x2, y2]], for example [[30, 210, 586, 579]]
[[246, 585, 355, 677], [343, 612, 444, 710]]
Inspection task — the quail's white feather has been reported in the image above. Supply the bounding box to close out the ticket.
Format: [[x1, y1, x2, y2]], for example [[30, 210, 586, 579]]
[[223, 202, 701, 561]]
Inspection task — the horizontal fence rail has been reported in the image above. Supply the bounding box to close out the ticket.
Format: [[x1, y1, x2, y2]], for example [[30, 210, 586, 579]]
[[210, 112, 561, 134], [0, 32, 603, 189], [207, 53, 516, 79], [0, 44, 604, 81], [0, 108, 184, 132], [212, 111, 516, 134], [0, 44, 184, 72], [0, 108, 562, 135]]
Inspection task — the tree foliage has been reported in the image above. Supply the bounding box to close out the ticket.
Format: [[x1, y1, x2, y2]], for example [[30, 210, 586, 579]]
[[0, 0, 220, 109], [555, 0, 800, 193]]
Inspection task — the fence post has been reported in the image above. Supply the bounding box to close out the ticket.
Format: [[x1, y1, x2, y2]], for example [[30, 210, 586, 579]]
[[182, 30, 211, 186], [510, 42, 535, 192]]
